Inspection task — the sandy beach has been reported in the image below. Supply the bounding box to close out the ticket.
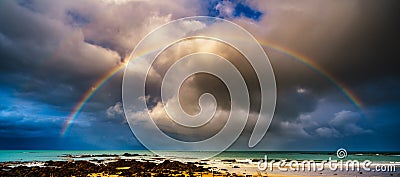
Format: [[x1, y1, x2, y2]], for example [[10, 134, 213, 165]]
[[1, 152, 399, 177], [203, 160, 400, 177]]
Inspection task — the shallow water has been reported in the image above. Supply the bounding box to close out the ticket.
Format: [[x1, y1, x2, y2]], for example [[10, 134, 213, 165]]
[[0, 150, 399, 162]]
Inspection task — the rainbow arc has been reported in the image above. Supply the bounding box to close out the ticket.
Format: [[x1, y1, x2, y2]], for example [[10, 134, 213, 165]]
[[60, 40, 363, 136]]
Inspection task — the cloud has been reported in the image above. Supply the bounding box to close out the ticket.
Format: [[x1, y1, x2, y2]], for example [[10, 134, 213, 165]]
[[0, 0, 201, 146], [313, 110, 372, 138], [239, 0, 400, 107], [215, 1, 236, 18], [329, 110, 372, 135], [0, 0, 202, 112], [106, 102, 124, 118], [0, 100, 65, 138], [0, 0, 399, 150], [329, 110, 360, 127], [315, 127, 340, 138], [296, 88, 307, 94], [0, 0, 123, 109]]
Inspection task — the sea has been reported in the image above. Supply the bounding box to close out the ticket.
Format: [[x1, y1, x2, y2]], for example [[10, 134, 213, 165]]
[[1, 150, 399, 163]]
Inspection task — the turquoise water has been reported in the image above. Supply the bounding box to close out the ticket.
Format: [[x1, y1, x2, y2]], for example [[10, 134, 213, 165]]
[[214, 151, 400, 162], [0, 150, 152, 162], [0, 150, 399, 162]]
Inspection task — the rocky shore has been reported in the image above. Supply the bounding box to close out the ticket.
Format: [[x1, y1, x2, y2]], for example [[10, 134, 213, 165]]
[[0, 159, 210, 177], [1, 152, 399, 177]]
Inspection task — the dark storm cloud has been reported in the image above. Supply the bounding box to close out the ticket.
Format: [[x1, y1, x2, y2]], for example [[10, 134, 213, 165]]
[[0, 0, 201, 110], [0, 0, 399, 150], [0, 137, 83, 150], [221, 0, 400, 150], [0, 0, 201, 146], [0, 0, 122, 110], [145, 38, 261, 112], [322, 0, 400, 81], [259, 0, 400, 108], [0, 101, 64, 138], [318, 1, 400, 108], [0, 0, 128, 144], [274, 87, 319, 121], [223, 1, 400, 134]]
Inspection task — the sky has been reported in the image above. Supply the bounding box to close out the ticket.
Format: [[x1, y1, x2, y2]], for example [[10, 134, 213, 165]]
[[0, 0, 399, 151]]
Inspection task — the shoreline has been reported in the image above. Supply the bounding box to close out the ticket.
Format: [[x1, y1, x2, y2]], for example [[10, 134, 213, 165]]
[[1, 153, 400, 177]]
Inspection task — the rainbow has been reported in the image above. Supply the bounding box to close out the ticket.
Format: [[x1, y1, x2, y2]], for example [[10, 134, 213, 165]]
[[60, 62, 127, 136], [258, 40, 363, 111], [60, 40, 364, 136]]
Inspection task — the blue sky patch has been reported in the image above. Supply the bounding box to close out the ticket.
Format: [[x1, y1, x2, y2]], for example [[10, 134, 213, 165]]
[[233, 2, 263, 21], [205, 0, 263, 21]]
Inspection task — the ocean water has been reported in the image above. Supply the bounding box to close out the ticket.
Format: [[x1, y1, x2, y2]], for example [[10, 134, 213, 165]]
[[0, 150, 399, 162], [0, 150, 152, 162]]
